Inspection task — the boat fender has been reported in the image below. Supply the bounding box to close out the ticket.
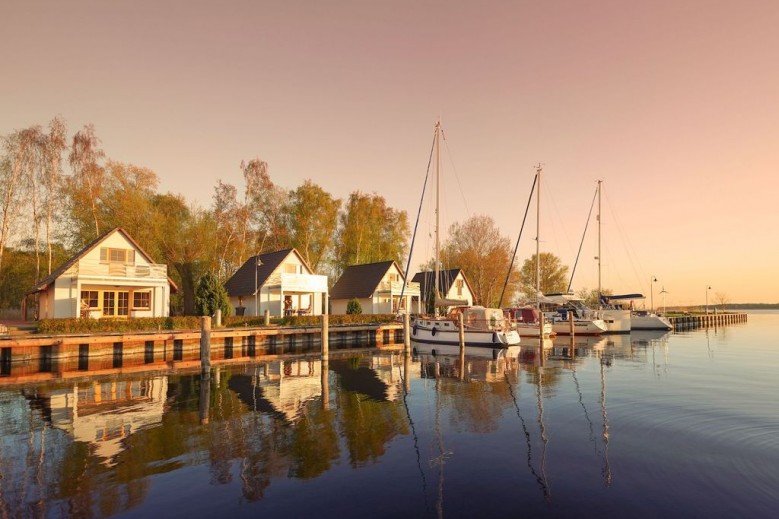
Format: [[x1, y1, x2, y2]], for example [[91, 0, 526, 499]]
[[432, 349, 437, 356], [412, 324, 417, 336], [492, 332, 499, 344], [431, 326, 438, 336]]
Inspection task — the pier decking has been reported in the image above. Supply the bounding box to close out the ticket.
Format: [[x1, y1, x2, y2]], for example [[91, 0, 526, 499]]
[[667, 312, 747, 331]]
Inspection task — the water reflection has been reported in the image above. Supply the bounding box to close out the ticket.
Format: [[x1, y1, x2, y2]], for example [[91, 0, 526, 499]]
[[0, 319, 775, 518]]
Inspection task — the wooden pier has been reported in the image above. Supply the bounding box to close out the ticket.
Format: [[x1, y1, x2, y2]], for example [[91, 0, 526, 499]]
[[0, 321, 405, 383], [668, 312, 747, 331]]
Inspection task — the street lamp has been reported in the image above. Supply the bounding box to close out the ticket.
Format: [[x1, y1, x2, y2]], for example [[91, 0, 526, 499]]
[[659, 286, 668, 315], [650, 276, 657, 313], [705, 285, 711, 315], [255, 256, 263, 317]]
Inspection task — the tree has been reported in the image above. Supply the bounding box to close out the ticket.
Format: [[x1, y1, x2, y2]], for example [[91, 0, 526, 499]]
[[346, 298, 362, 315], [517, 252, 569, 298], [242, 159, 290, 254], [195, 271, 231, 317], [713, 291, 730, 310], [439, 215, 515, 308], [43, 116, 67, 275], [0, 128, 38, 274], [288, 180, 341, 272], [211, 180, 243, 281], [68, 124, 105, 240], [576, 287, 613, 307], [333, 192, 409, 279]]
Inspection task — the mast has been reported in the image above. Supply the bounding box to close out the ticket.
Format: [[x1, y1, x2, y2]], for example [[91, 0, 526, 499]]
[[597, 180, 602, 304], [535, 164, 542, 307], [434, 121, 442, 309]]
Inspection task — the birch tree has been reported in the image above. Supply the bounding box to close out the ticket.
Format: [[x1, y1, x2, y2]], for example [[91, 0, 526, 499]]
[[288, 180, 341, 272], [0, 129, 37, 274], [43, 116, 67, 275], [68, 124, 105, 240]]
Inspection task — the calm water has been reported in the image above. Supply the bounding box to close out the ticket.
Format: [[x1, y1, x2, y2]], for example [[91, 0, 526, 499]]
[[1, 313, 778, 518]]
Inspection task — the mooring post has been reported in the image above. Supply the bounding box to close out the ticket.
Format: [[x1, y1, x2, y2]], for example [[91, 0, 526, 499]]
[[569, 311, 575, 337], [264, 309, 270, 326], [404, 312, 411, 353], [459, 313, 465, 353], [321, 314, 329, 356], [200, 316, 211, 374], [215, 308, 222, 328]]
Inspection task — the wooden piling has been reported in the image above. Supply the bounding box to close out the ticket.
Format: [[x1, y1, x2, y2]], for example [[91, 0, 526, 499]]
[[200, 316, 211, 374], [404, 313, 411, 353], [264, 309, 270, 326], [321, 314, 329, 356], [569, 311, 575, 338]]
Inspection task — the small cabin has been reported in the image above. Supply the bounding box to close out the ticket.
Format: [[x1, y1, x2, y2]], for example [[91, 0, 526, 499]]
[[411, 268, 475, 312], [223, 248, 328, 317], [330, 261, 421, 314], [26, 228, 175, 319]]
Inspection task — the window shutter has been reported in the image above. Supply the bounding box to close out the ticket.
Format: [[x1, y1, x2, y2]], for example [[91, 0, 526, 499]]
[[127, 250, 135, 265], [100, 248, 107, 263]]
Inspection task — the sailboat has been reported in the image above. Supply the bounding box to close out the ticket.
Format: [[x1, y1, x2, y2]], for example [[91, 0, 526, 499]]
[[410, 121, 520, 348]]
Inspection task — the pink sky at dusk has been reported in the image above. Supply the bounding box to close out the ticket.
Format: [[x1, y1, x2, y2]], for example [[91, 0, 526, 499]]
[[2, 0, 778, 305]]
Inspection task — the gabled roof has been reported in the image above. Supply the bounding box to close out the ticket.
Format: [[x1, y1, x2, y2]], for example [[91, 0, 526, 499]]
[[411, 269, 470, 299], [224, 248, 315, 297], [330, 260, 403, 300], [28, 227, 178, 294]]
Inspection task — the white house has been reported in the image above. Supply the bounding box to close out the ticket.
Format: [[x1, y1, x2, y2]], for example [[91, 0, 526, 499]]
[[330, 260, 421, 315], [27, 228, 175, 319], [223, 248, 328, 317], [411, 268, 475, 312]]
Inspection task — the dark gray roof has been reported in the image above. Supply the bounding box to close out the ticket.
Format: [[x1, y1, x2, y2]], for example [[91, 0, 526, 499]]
[[224, 248, 310, 297], [411, 269, 468, 299], [28, 227, 177, 295], [330, 261, 400, 300]]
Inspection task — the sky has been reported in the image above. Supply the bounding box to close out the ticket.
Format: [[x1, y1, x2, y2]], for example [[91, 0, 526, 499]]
[[2, 0, 778, 306]]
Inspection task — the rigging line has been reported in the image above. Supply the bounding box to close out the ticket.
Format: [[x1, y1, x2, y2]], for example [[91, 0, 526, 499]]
[[499, 173, 537, 307], [399, 128, 437, 310], [567, 184, 599, 293], [604, 191, 646, 292], [440, 126, 471, 219], [503, 372, 551, 501], [399, 353, 433, 517]]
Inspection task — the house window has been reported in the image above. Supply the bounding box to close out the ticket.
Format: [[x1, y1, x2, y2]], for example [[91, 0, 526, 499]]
[[284, 264, 297, 274], [102, 291, 130, 317], [81, 291, 99, 308], [100, 247, 136, 265], [456, 279, 464, 296], [388, 273, 399, 283], [132, 291, 151, 310]]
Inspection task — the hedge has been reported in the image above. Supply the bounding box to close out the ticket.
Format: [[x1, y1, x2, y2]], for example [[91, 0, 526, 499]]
[[35, 313, 401, 335]]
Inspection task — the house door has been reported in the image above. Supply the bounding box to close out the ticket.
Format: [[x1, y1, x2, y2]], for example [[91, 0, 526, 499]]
[[103, 291, 130, 317]]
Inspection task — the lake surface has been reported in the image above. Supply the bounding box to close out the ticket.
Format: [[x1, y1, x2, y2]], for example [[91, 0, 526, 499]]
[[1, 313, 778, 518]]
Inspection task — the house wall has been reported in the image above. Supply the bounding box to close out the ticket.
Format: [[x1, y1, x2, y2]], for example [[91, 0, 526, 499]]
[[446, 273, 474, 306], [44, 231, 170, 319], [231, 252, 328, 318]]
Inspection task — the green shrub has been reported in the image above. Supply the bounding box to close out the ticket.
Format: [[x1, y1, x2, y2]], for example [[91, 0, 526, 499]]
[[346, 299, 362, 315]]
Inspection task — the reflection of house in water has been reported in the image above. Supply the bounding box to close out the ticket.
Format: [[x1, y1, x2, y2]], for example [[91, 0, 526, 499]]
[[417, 353, 518, 383], [44, 377, 168, 465], [229, 358, 322, 423]]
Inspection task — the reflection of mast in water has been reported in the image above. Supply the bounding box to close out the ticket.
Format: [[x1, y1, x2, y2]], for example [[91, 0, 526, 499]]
[[600, 355, 612, 486], [536, 369, 551, 496], [432, 371, 452, 519], [571, 365, 598, 448], [399, 352, 432, 516], [504, 369, 551, 501]]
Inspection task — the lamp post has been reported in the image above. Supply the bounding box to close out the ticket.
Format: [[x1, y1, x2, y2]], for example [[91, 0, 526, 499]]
[[255, 256, 263, 317], [650, 276, 657, 313], [705, 285, 711, 315]]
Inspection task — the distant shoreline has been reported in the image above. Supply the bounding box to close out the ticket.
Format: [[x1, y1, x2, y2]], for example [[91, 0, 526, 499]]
[[667, 303, 779, 311]]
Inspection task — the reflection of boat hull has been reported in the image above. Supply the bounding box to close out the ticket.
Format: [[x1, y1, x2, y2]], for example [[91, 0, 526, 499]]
[[412, 318, 520, 347], [412, 341, 521, 359], [630, 312, 672, 330]]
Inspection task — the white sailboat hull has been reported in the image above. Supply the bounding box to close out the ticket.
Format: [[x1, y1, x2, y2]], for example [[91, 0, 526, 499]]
[[630, 313, 672, 330], [549, 317, 608, 336], [411, 318, 520, 347], [515, 322, 554, 337], [599, 308, 631, 334]]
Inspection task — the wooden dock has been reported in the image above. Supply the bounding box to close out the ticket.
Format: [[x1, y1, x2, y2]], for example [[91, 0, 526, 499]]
[[667, 312, 747, 331], [0, 322, 405, 383]]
